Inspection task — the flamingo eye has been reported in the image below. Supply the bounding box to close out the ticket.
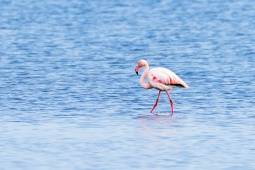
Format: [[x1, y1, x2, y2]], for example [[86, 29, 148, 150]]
[[138, 61, 143, 66]]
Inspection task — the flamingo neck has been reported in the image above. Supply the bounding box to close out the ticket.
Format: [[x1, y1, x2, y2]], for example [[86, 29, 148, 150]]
[[140, 63, 151, 89]]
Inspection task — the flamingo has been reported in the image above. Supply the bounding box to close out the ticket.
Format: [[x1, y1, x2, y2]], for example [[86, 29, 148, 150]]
[[135, 59, 188, 115]]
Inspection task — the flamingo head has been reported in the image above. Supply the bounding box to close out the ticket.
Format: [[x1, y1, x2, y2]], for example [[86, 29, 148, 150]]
[[135, 59, 147, 75]]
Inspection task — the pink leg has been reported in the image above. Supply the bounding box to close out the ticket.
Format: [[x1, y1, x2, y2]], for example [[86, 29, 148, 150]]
[[166, 91, 174, 115], [150, 91, 161, 113]]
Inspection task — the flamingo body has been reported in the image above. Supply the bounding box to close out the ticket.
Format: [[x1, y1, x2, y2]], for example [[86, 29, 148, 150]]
[[148, 67, 188, 91], [135, 60, 188, 114]]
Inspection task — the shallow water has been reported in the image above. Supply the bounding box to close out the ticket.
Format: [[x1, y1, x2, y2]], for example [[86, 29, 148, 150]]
[[0, 0, 255, 169]]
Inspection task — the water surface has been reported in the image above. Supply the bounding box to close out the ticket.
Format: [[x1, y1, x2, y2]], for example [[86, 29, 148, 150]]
[[0, 0, 255, 169]]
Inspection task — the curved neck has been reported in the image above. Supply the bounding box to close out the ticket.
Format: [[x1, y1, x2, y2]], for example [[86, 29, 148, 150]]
[[140, 63, 151, 89]]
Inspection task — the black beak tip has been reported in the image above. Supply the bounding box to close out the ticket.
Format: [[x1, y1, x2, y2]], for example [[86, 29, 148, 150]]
[[136, 71, 138, 75]]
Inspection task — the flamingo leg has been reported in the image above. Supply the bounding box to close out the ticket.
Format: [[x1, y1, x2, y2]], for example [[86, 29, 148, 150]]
[[166, 91, 174, 115], [150, 91, 161, 113]]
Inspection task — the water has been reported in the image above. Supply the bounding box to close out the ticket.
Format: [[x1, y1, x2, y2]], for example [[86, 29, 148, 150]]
[[0, 0, 255, 169]]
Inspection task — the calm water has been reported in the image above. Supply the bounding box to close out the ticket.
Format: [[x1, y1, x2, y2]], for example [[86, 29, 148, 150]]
[[1, 0, 255, 169]]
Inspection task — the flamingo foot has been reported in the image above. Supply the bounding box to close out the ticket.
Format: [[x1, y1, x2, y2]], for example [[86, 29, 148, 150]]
[[151, 91, 161, 114], [166, 91, 174, 115], [150, 99, 159, 113], [170, 99, 174, 115]]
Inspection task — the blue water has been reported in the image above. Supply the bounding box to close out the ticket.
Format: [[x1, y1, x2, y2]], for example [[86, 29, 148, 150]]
[[1, 0, 255, 169]]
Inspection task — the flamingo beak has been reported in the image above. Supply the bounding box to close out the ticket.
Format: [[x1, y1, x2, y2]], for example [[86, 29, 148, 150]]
[[135, 65, 140, 75]]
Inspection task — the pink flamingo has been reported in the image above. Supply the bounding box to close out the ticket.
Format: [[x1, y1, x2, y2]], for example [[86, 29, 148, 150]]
[[135, 59, 188, 115]]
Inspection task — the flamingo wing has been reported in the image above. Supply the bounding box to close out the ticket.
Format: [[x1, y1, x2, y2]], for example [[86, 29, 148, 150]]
[[148, 67, 188, 90]]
